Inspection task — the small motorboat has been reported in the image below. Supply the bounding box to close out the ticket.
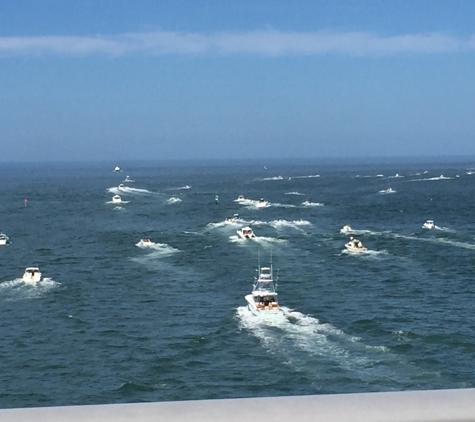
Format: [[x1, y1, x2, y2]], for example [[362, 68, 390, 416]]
[[225, 214, 239, 224], [118, 184, 126, 191], [235, 195, 245, 202], [137, 238, 155, 247], [256, 198, 269, 208], [379, 187, 396, 194], [23, 267, 42, 283], [0, 233, 10, 246], [114, 166, 121, 172], [237, 227, 256, 239], [123, 175, 134, 183], [345, 237, 367, 253], [302, 199, 313, 206], [423, 220, 435, 229], [245, 263, 282, 315], [112, 195, 122, 203], [340, 225, 352, 234]]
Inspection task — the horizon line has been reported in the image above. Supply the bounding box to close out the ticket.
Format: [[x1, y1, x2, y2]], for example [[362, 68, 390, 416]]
[[1, 29, 475, 58]]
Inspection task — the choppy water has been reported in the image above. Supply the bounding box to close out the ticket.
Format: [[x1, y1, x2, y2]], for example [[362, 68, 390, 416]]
[[1, 159, 475, 408]]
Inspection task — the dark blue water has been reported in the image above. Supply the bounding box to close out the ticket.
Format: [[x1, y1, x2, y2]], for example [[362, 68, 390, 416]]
[[1, 159, 475, 409]]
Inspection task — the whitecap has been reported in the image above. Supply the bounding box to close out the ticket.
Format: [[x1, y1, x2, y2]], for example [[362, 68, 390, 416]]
[[285, 192, 305, 195]]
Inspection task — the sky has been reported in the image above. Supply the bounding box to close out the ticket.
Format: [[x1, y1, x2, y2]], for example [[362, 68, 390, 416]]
[[1, 0, 475, 162]]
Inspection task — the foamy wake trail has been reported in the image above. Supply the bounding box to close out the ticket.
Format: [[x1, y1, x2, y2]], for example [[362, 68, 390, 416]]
[[254, 236, 288, 245], [244, 201, 271, 209], [229, 235, 287, 245], [271, 203, 298, 208], [260, 176, 284, 181], [433, 225, 455, 233], [107, 187, 151, 194], [270, 220, 311, 230], [206, 219, 248, 229], [235, 307, 407, 381], [341, 249, 388, 257], [291, 174, 320, 179], [106, 200, 130, 204], [135, 242, 180, 255], [411, 175, 453, 182], [301, 202, 324, 207], [394, 233, 475, 250], [0, 278, 60, 301], [285, 192, 305, 195]]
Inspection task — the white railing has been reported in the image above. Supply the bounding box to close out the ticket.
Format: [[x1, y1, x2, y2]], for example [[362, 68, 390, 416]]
[[1, 388, 475, 421]]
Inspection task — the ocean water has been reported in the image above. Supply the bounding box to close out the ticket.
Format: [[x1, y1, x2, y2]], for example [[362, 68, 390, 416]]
[[1, 159, 475, 409]]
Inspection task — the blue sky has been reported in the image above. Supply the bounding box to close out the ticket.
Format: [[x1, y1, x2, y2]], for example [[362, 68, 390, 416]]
[[1, 0, 475, 162]]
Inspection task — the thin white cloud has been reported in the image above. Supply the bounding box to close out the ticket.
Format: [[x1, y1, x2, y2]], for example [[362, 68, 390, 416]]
[[0, 30, 474, 57]]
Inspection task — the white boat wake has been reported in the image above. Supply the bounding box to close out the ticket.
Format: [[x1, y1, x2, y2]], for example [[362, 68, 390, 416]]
[[269, 219, 312, 230], [229, 235, 287, 245], [108, 186, 151, 195], [260, 176, 284, 181], [235, 307, 415, 383], [0, 278, 60, 301], [134, 242, 180, 254], [410, 175, 453, 182], [106, 200, 130, 204], [301, 201, 324, 207], [291, 174, 320, 179]]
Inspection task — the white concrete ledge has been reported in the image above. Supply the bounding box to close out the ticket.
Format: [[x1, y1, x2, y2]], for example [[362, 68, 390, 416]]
[[2, 388, 475, 422]]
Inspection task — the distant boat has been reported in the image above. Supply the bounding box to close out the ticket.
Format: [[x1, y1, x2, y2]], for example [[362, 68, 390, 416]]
[[340, 225, 352, 234], [0, 233, 10, 246], [345, 237, 367, 253], [123, 175, 134, 183], [225, 214, 240, 224], [379, 187, 396, 194], [423, 220, 435, 230], [244, 262, 281, 315], [118, 184, 126, 191], [137, 238, 155, 247], [23, 267, 42, 283], [112, 195, 122, 203], [237, 226, 256, 239], [114, 166, 121, 172], [256, 198, 269, 208]]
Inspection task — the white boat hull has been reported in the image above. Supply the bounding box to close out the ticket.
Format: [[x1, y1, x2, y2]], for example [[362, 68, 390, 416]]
[[345, 244, 367, 253], [237, 227, 255, 239], [237, 233, 255, 239], [23, 273, 42, 283]]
